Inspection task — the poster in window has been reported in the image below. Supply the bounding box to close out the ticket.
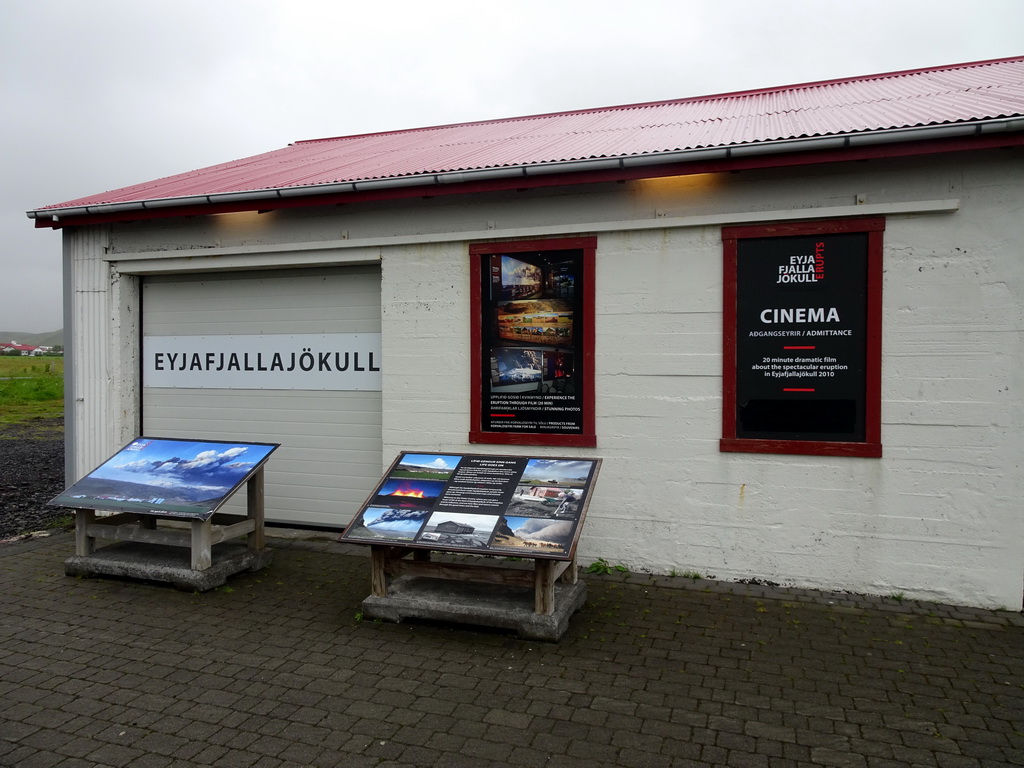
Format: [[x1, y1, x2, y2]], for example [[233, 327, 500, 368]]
[[722, 219, 883, 457], [470, 238, 596, 447]]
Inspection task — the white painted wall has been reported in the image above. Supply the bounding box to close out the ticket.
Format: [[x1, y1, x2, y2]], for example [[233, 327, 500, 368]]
[[65, 149, 1024, 608], [63, 224, 139, 483]]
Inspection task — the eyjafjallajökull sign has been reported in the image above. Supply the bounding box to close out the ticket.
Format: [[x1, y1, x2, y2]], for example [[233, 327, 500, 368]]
[[143, 333, 382, 391], [722, 219, 883, 456], [340, 451, 601, 560]]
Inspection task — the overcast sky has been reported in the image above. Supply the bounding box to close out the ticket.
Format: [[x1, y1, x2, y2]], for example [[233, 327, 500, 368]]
[[2, 0, 1022, 334]]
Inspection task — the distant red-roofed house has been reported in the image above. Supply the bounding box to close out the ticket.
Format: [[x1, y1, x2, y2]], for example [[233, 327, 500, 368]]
[[27, 57, 1024, 610], [0, 342, 38, 355]]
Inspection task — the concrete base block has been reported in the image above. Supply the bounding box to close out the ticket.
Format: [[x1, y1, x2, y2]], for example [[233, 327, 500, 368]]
[[64, 542, 273, 592], [361, 575, 588, 641]]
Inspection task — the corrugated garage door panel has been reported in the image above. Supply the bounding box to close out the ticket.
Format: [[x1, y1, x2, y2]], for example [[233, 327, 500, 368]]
[[143, 268, 381, 334], [142, 266, 382, 528]]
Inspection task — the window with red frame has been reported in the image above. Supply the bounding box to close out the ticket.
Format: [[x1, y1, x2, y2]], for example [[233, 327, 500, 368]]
[[721, 219, 883, 457], [469, 237, 596, 447]]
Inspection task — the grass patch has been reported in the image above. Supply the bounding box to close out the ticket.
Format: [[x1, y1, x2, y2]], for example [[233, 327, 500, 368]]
[[586, 558, 629, 575], [0, 356, 63, 426], [0, 356, 63, 377], [46, 514, 75, 531]]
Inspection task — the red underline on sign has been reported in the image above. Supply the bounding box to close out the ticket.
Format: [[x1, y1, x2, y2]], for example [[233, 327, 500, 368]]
[[783, 388, 816, 392], [784, 346, 816, 350], [490, 414, 516, 418]]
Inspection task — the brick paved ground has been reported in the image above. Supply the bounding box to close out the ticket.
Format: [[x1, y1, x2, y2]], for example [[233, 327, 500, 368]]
[[1, 532, 1022, 768]]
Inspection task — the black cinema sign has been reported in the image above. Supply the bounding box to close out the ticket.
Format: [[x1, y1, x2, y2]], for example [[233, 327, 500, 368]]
[[722, 219, 884, 456]]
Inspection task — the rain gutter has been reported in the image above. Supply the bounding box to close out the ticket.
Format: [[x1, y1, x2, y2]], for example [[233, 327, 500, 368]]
[[26, 117, 1024, 224]]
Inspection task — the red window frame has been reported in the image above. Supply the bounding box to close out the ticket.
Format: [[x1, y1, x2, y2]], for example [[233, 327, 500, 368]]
[[469, 237, 596, 447], [721, 218, 884, 457]]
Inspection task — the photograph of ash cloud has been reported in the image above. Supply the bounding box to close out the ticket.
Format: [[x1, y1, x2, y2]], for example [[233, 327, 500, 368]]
[[344, 507, 429, 542], [491, 515, 574, 555]]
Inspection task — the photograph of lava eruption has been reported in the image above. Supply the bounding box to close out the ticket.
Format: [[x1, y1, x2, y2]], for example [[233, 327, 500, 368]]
[[370, 477, 446, 508]]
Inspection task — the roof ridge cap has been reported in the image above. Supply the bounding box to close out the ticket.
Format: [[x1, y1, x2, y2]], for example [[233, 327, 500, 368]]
[[292, 56, 1024, 147], [687, 55, 1024, 102]]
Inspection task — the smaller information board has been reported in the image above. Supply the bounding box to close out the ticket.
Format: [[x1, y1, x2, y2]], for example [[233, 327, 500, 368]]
[[339, 452, 601, 560], [49, 437, 279, 521]]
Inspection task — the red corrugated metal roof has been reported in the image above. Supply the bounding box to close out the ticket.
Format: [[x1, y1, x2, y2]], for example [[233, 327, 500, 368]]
[[32, 56, 1024, 215]]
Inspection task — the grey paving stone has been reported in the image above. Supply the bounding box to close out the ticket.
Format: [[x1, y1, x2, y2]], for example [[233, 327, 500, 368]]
[[0, 533, 1021, 768]]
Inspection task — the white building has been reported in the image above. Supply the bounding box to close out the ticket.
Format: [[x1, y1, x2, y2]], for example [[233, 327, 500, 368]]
[[29, 57, 1024, 609]]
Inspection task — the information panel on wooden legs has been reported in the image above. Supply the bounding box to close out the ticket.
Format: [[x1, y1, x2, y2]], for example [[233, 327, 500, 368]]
[[50, 437, 279, 519], [51, 437, 280, 592], [339, 452, 601, 560]]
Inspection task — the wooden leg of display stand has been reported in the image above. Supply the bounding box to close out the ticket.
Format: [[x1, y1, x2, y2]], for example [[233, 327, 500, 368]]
[[535, 559, 556, 616], [370, 546, 389, 597], [560, 554, 578, 584], [75, 509, 95, 556], [247, 467, 265, 552], [191, 520, 212, 570]]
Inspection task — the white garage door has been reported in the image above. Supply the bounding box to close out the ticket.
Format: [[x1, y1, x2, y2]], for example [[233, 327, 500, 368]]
[[141, 266, 382, 528]]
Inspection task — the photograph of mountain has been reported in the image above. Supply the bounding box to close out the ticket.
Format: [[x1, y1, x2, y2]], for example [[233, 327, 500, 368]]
[[389, 454, 462, 481], [49, 437, 278, 519]]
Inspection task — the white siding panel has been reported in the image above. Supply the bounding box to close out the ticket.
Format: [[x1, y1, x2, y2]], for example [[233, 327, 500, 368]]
[[142, 267, 382, 528], [66, 225, 141, 482]]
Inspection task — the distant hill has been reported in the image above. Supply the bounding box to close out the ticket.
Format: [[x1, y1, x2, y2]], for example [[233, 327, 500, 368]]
[[0, 330, 64, 347]]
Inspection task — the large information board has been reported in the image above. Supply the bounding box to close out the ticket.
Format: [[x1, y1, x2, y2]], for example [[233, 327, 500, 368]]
[[340, 452, 601, 560]]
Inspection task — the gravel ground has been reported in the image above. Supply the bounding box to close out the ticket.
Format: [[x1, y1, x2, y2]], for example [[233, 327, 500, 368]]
[[0, 418, 67, 539]]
